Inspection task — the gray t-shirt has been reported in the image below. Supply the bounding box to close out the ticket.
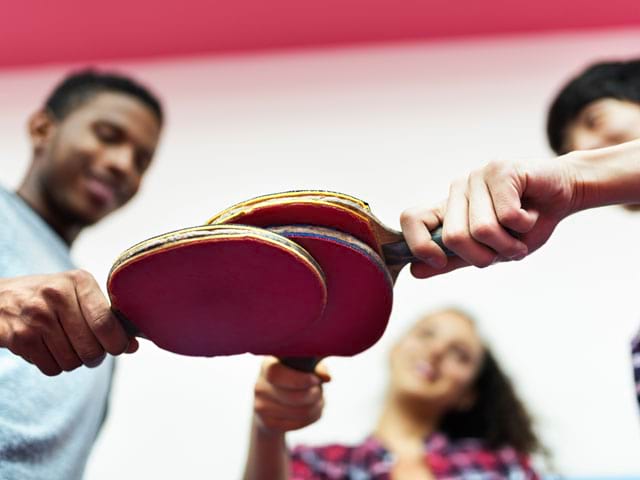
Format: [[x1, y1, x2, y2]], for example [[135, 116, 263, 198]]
[[0, 185, 114, 480]]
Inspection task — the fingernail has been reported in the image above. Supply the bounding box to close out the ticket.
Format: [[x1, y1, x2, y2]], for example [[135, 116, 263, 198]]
[[509, 250, 528, 261], [427, 257, 446, 269], [86, 353, 106, 368]]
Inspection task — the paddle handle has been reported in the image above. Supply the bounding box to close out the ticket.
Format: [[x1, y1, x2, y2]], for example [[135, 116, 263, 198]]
[[280, 356, 321, 373], [112, 308, 147, 339], [382, 226, 454, 265]]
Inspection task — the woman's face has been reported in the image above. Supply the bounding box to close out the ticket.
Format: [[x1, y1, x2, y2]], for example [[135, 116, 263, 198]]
[[389, 310, 485, 412]]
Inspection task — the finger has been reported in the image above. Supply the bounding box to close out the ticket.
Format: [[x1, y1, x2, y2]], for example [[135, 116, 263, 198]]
[[256, 414, 321, 433], [485, 164, 538, 233], [468, 172, 529, 259], [400, 203, 448, 269], [314, 362, 331, 383], [125, 338, 139, 354], [256, 379, 323, 408], [256, 399, 324, 427], [30, 339, 63, 376], [39, 278, 105, 367], [71, 270, 130, 356], [42, 316, 83, 372], [410, 257, 470, 279], [264, 359, 321, 390], [443, 178, 497, 268], [255, 396, 324, 421]]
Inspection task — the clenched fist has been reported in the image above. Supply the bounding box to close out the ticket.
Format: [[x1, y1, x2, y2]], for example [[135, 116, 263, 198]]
[[0, 270, 138, 376], [253, 357, 331, 434]]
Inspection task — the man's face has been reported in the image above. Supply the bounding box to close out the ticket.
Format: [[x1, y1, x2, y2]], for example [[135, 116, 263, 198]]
[[563, 98, 640, 211], [36, 91, 162, 225]]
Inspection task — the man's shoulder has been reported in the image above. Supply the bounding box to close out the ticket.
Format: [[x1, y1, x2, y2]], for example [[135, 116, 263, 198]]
[[0, 184, 16, 212], [0, 185, 24, 231]]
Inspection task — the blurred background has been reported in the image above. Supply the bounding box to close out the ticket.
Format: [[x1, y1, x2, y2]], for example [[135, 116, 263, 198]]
[[2, 2, 640, 478]]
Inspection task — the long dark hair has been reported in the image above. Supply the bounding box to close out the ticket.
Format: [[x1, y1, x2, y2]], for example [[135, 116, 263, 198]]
[[439, 347, 545, 456]]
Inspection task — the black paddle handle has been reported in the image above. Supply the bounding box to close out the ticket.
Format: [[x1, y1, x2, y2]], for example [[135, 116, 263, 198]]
[[280, 356, 321, 373], [112, 308, 148, 339], [382, 226, 455, 266]]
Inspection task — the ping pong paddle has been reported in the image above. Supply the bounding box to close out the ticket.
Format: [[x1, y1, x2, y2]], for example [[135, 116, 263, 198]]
[[207, 190, 451, 281], [208, 191, 453, 371], [107, 224, 328, 356], [267, 225, 394, 371]]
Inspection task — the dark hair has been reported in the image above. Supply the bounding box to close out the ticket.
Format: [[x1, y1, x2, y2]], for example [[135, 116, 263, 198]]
[[44, 68, 163, 124], [439, 348, 545, 456], [547, 59, 640, 154]]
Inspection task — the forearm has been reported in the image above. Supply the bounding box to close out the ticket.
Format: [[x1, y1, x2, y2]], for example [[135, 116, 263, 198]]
[[566, 138, 640, 211], [243, 417, 289, 480]]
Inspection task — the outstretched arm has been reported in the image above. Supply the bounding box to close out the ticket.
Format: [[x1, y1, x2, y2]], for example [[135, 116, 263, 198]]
[[401, 139, 640, 278]]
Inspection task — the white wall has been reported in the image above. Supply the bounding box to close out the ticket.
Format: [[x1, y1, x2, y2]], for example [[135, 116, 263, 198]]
[[2, 28, 640, 478]]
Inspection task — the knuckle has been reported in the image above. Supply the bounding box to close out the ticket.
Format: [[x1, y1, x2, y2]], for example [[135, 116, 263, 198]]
[[308, 385, 322, 400], [263, 365, 279, 384], [68, 269, 92, 284], [470, 222, 496, 243], [89, 310, 117, 337], [12, 325, 41, 352], [253, 399, 269, 416], [497, 208, 521, 226], [32, 357, 62, 376], [77, 344, 105, 365], [253, 381, 270, 398], [410, 241, 435, 260], [442, 229, 467, 249], [474, 254, 497, 269], [38, 284, 66, 306], [485, 159, 505, 175], [399, 207, 419, 224], [59, 352, 82, 371], [21, 299, 51, 322], [40, 365, 63, 377]]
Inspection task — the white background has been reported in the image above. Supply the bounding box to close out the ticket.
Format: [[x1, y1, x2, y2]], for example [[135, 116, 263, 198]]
[[1, 28, 640, 478]]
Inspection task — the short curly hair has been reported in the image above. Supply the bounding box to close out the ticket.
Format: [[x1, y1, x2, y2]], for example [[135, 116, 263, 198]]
[[44, 68, 163, 124]]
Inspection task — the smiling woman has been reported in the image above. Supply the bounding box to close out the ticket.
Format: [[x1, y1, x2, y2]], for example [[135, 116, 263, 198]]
[[244, 308, 545, 480]]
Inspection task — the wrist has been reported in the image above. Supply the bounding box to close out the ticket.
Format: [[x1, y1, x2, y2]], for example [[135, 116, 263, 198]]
[[253, 415, 286, 440], [562, 140, 640, 211]]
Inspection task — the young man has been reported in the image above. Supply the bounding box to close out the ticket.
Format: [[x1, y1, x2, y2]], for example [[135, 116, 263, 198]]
[[546, 59, 640, 155], [0, 70, 163, 479], [547, 59, 640, 211]]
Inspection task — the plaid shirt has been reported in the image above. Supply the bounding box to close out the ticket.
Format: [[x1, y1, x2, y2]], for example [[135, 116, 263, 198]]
[[290, 433, 538, 480]]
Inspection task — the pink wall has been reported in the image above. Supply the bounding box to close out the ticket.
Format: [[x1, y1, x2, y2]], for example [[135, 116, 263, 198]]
[[3, 0, 640, 68]]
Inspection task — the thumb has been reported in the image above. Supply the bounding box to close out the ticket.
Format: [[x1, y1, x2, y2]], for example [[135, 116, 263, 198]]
[[125, 337, 139, 354], [315, 361, 331, 383]]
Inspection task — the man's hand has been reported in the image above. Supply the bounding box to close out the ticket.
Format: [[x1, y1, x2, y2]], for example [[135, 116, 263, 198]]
[[401, 157, 582, 278], [0, 270, 138, 376], [253, 357, 330, 435]]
